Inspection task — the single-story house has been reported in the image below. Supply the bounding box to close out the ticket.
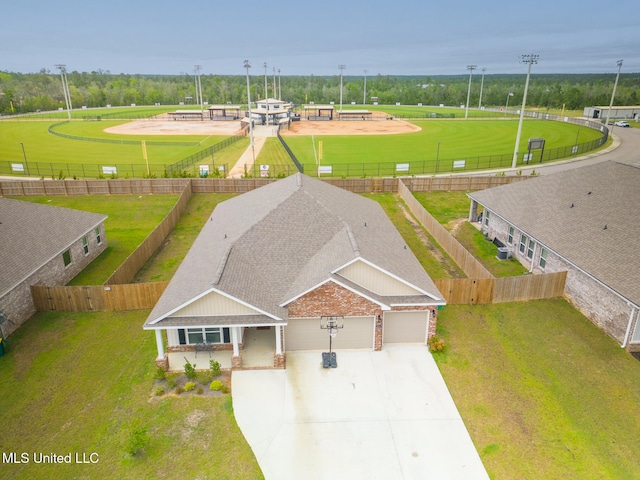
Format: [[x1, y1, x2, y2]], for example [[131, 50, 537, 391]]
[[144, 173, 445, 370], [468, 161, 640, 351], [0, 198, 108, 337]]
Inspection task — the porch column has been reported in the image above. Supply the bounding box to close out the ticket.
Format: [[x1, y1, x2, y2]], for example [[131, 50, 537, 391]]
[[232, 327, 240, 357], [154, 330, 165, 359], [275, 325, 282, 355]]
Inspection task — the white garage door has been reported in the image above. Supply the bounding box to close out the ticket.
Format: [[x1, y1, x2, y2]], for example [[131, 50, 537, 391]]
[[285, 316, 375, 351], [383, 311, 428, 344]]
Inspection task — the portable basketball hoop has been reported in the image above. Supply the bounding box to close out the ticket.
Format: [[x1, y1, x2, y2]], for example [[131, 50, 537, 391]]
[[320, 316, 344, 368]]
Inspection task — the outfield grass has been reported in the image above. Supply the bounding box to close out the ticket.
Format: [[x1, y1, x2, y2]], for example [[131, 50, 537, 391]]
[[0, 310, 263, 480], [252, 137, 298, 177], [435, 300, 640, 479], [11, 195, 179, 285], [285, 119, 603, 176]]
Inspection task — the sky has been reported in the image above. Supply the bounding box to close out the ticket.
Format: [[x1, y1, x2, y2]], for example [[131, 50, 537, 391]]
[[1, 0, 637, 77]]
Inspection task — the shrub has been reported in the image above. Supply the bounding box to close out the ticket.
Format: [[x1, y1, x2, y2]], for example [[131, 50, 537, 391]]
[[196, 387, 203, 395], [166, 373, 179, 389], [154, 387, 165, 396], [184, 357, 197, 380], [428, 335, 447, 353], [198, 371, 213, 385], [220, 384, 230, 394], [184, 382, 196, 392], [210, 380, 223, 391], [126, 423, 150, 457], [209, 359, 221, 377], [153, 365, 167, 381], [175, 386, 184, 395]]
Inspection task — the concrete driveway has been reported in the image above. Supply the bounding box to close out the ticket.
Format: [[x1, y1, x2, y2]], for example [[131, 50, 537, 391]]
[[232, 346, 489, 480]]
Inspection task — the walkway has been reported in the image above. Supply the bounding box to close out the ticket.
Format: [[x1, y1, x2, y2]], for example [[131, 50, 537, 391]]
[[228, 125, 278, 178]]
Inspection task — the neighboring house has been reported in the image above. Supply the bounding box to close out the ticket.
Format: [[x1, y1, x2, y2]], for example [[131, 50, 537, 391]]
[[467, 161, 640, 351], [144, 173, 445, 370], [0, 198, 107, 337]]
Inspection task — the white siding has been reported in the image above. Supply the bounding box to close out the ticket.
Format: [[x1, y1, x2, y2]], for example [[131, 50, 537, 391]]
[[174, 291, 258, 317], [337, 260, 420, 296]]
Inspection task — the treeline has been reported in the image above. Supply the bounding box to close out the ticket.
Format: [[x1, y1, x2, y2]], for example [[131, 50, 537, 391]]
[[0, 69, 638, 115]]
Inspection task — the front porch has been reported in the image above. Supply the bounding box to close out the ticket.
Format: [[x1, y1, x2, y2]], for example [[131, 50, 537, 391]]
[[162, 326, 283, 371]]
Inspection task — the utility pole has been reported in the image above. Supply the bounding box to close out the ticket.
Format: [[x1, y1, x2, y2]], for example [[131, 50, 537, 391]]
[[465, 65, 477, 119], [512, 54, 539, 168]]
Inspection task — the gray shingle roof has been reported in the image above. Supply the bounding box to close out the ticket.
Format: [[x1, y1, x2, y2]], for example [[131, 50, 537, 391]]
[[0, 198, 107, 297], [468, 161, 640, 306], [145, 173, 443, 327]]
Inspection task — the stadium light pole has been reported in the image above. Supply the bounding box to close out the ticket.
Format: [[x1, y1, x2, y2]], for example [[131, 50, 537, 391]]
[[478, 67, 486, 108], [465, 65, 477, 119], [504, 91, 514, 117], [363, 69, 368, 105], [272, 67, 277, 100], [55, 64, 72, 120], [194, 65, 203, 113], [19, 142, 30, 176], [278, 68, 281, 100], [605, 59, 623, 128], [263, 62, 269, 125], [244, 60, 255, 164], [512, 54, 539, 168], [338, 64, 346, 119]]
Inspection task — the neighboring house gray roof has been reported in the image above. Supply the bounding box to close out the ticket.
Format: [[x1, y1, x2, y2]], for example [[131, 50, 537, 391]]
[[468, 161, 640, 306], [0, 197, 107, 297], [146, 173, 443, 327]]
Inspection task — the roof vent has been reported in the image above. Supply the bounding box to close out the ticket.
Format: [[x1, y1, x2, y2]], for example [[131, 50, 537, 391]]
[[587, 191, 592, 195], [570, 203, 574, 208], [603, 225, 607, 230]]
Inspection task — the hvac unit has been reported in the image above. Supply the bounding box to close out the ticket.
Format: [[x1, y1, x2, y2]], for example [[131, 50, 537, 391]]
[[497, 247, 511, 260]]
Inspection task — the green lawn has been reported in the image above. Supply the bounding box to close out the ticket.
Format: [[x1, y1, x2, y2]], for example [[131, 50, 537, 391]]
[[251, 137, 297, 177], [11, 195, 179, 285], [283, 119, 603, 176], [435, 300, 640, 479], [0, 310, 263, 480]]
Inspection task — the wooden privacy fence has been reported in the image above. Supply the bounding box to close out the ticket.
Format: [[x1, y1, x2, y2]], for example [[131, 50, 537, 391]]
[[434, 272, 567, 305], [104, 181, 193, 285], [402, 175, 530, 192], [31, 282, 168, 312], [398, 179, 493, 279]]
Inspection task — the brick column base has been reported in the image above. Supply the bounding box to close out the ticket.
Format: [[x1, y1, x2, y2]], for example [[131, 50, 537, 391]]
[[374, 315, 383, 351], [231, 354, 242, 369], [274, 353, 286, 369], [428, 310, 437, 340], [155, 355, 169, 371]]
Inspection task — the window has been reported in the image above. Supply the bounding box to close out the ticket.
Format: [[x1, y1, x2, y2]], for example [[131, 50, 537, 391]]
[[539, 248, 548, 269], [519, 234, 527, 254], [507, 226, 514, 244], [82, 236, 89, 255], [527, 239, 536, 259], [95, 227, 102, 245], [62, 249, 72, 267], [187, 327, 223, 344], [484, 210, 490, 226]]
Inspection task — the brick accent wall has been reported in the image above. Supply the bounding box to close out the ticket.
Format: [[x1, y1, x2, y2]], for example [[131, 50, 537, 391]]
[[232, 354, 242, 369], [288, 281, 383, 318], [274, 353, 286, 368]]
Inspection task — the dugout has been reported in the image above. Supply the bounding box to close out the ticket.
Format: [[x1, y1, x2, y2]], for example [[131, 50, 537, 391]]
[[168, 110, 204, 121], [338, 109, 373, 120], [208, 105, 241, 120], [304, 105, 334, 120]]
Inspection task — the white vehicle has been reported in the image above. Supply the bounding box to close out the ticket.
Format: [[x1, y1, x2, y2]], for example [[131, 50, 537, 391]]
[[614, 121, 630, 127]]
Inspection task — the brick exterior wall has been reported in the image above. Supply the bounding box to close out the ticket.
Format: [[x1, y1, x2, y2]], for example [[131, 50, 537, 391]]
[[288, 281, 383, 318], [483, 209, 635, 345], [0, 224, 107, 337], [167, 342, 242, 353]]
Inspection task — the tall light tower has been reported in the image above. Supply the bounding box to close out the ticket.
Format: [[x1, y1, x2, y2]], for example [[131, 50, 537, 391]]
[[263, 62, 269, 125], [338, 64, 346, 119], [55, 64, 72, 120], [243, 60, 255, 163], [278, 68, 281, 100], [478, 67, 486, 108], [272, 67, 277, 99], [512, 54, 539, 168], [363, 69, 368, 105], [465, 65, 477, 119], [194, 64, 203, 113], [605, 59, 623, 128]]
